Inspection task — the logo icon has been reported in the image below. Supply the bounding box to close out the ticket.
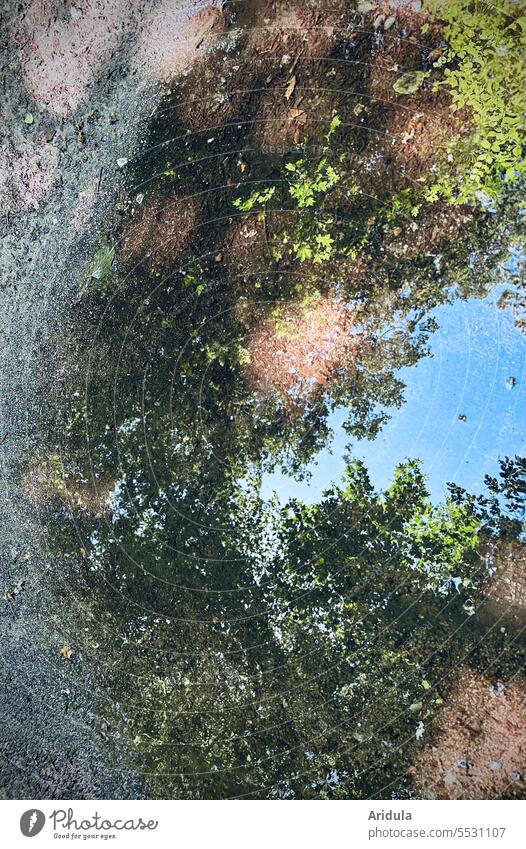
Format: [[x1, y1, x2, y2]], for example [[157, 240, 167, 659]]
[[20, 810, 46, 837]]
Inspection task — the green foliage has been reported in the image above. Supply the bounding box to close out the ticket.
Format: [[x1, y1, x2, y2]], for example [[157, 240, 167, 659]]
[[285, 117, 341, 209], [382, 188, 422, 222], [424, 0, 526, 203], [90, 245, 115, 281], [35, 37, 526, 800], [232, 116, 352, 264], [448, 454, 526, 540], [393, 70, 428, 95], [233, 185, 276, 212]]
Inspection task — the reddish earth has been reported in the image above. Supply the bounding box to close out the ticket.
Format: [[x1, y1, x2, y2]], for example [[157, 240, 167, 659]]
[[243, 295, 361, 405], [414, 668, 526, 799], [13, 0, 222, 117], [486, 540, 526, 627], [14, 0, 135, 117], [2, 0, 223, 217], [122, 192, 202, 273], [135, 1, 224, 82], [0, 112, 60, 212]]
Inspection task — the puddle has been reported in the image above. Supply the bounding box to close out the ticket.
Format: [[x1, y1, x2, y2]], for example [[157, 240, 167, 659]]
[[262, 287, 526, 504], [10, 0, 526, 800]]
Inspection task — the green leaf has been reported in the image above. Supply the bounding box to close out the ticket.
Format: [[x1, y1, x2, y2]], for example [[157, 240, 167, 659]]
[[90, 246, 115, 281], [393, 71, 428, 95]]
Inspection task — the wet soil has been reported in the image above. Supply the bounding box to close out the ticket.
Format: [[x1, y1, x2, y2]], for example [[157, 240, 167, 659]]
[[0, 0, 223, 800]]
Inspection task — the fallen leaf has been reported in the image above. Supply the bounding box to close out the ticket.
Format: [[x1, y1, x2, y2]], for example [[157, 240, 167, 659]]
[[59, 645, 74, 660], [285, 75, 297, 100], [393, 71, 428, 95], [428, 48, 443, 63], [90, 246, 115, 281], [3, 578, 24, 600]]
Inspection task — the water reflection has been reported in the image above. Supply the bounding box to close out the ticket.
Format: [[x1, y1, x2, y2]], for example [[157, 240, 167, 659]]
[[262, 287, 526, 504], [22, 0, 526, 799]]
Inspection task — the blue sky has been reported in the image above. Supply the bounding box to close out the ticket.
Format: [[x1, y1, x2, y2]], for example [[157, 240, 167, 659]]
[[261, 278, 526, 506]]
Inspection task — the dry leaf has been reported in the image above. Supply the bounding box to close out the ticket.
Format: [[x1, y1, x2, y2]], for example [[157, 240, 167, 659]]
[[3, 578, 24, 600], [285, 75, 297, 100], [59, 645, 74, 660]]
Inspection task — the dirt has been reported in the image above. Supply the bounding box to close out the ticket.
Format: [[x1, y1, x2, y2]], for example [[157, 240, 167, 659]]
[[122, 191, 202, 273], [485, 540, 526, 628], [0, 0, 226, 800], [11, 0, 222, 118], [244, 295, 361, 406], [414, 668, 526, 799], [135, 1, 224, 82]]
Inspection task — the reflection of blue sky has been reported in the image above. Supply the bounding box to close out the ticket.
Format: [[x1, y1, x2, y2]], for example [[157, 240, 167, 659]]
[[262, 263, 526, 505]]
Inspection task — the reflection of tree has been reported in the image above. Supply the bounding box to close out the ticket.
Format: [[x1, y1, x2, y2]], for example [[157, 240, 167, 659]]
[[46, 423, 526, 798], [35, 0, 526, 799], [448, 455, 526, 541], [44, 290, 526, 797]]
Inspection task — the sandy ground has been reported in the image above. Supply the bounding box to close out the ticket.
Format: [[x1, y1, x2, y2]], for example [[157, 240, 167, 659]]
[[0, 0, 220, 799]]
